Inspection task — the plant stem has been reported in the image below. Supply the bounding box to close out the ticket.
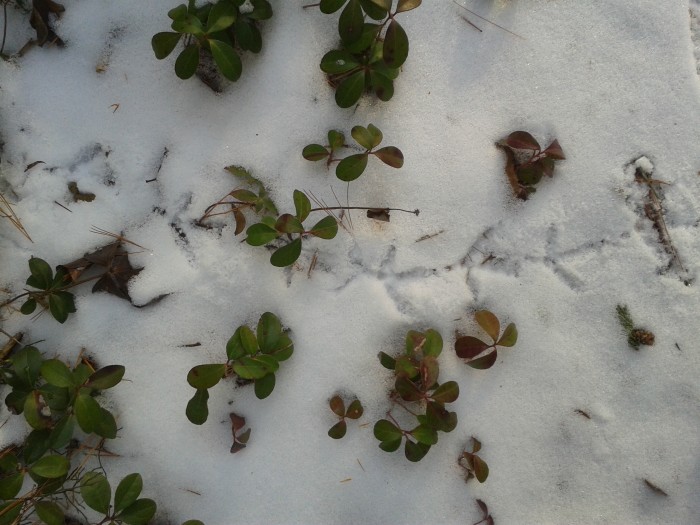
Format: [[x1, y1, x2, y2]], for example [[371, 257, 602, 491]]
[[309, 206, 419, 215]]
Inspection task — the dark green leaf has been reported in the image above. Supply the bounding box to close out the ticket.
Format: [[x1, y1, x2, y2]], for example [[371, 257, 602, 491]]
[[336, 153, 368, 182], [302, 144, 329, 161], [320, 50, 360, 74], [373, 419, 402, 442], [308, 216, 338, 239], [293, 191, 311, 223], [455, 336, 489, 359], [40, 359, 75, 388], [254, 373, 275, 399], [171, 14, 205, 35], [246, 223, 279, 246], [339, 0, 364, 44], [346, 399, 363, 419], [226, 327, 246, 360], [30, 455, 69, 479], [48, 291, 75, 323], [22, 429, 50, 463], [182, 521, 206, 525], [361, 0, 389, 19], [404, 440, 430, 462], [234, 18, 261, 52], [168, 4, 188, 20], [320, 0, 347, 13], [275, 214, 304, 234], [186, 389, 209, 425], [411, 424, 438, 445], [24, 391, 50, 430], [20, 298, 37, 315], [206, 1, 236, 33], [86, 365, 125, 390], [0, 472, 23, 500], [395, 376, 423, 401], [270, 238, 302, 267], [473, 455, 489, 482], [497, 323, 518, 347], [328, 420, 347, 439], [467, 350, 498, 369], [378, 351, 396, 370], [117, 498, 157, 525], [80, 472, 111, 514], [187, 364, 225, 389], [230, 189, 258, 203], [370, 70, 394, 101], [257, 312, 282, 353], [431, 381, 459, 404], [383, 20, 409, 68], [426, 401, 457, 432], [329, 395, 345, 417], [74, 393, 101, 433], [34, 501, 64, 525], [152, 32, 182, 59], [175, 44, 200, 79], [27, 257, 53, 289], [209, 39, 242, 81], [269, 333, 294, 361], [11, 345, 43, 386], [94, 407, 118, 439], [249, 0, 273, 20], [373, 146, 404, 168], [0, 502, 22, 525], [114, 473, 143, 514], [232, 357, 268, 379], [378, 438, 401, 452], [48, 415, 75, 449], [335, 70, 365, 108]]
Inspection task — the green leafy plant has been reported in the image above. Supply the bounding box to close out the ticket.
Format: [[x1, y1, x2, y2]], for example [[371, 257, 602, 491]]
[[16, 257, 76, 323], [616, 304, 655, 349], [458, 437, 489, 483], [308, 0, 422, 107], [152, 0, 273, 83], [454, 310, 517, 369], [496, 131, 565, 199], [302, 124, 404, 182], [327, 395, 363, 439], [374, 329, 459, 462], [186, 312, 293, 426]]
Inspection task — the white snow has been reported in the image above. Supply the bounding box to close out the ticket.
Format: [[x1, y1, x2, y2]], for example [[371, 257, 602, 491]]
[[1, 0, 700, 524]]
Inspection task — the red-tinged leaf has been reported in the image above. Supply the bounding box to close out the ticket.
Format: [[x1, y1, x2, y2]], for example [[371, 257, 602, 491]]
[[373, 146, 404, 168], [230, 412, 245, 432], [473, 455, 489, 482], [230, 442, 246, 453], [328, 420, 347, 439], [302, 144, 329, 161], [455, 336, 489, 359], [505, 131, 540, 151], [420, 356, 439, 389], [475, 310, 500, 342], [497, 323, 518, 347], [373, 419, 402, 442], [404, 439, 430, 462], [471, 436, 482, 453], [231, 189, 257, 202], [308, 216, 338, 239], [274, 214, 304, 234], [397, 0, 421, 12], [329, 395, 345, 417], [345, 399, 363, 419], [467, 350, 498, 369], [233, 208, 246, 236], [431, 381, 459, 404], [383, 20, 409, 68], [395, 376, 423, 402], [544, 139, 565, 160]]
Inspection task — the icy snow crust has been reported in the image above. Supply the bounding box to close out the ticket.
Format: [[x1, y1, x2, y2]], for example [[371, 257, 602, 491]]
[[1, 0, 700, 523]]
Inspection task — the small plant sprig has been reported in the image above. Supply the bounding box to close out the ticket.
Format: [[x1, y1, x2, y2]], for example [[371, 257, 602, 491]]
[[186, 312, 293, 425], [374, 329, 459, 462], [454, 310, 517, 369], [308, 0, 422, 107], [15, 257, 76, 323], [327, 395, 363, 439], [496, 131, 565, 199], [229, 412, 251, 453], [302, 124, 404, 182], [458, 437, 489, 483], [152, 0, 273, 82], [616, 304, 655, 349]]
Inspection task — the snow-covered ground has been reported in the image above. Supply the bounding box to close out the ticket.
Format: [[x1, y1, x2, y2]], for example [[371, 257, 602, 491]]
[[1, 1, 700, 523]]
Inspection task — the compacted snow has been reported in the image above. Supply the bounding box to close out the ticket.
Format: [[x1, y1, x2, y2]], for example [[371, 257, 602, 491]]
[[1, 1, 700, 524]]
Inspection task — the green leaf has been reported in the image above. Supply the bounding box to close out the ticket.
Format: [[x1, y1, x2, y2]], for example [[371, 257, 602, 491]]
[[394, 355, 418, 379], [257, 312, 282, 353], [232, 357, 269, 379], [329, 395, 345, 417], [168, 4, 188, 20], [254, 373, 276, 399], [366, 123, 383, 147], [171, 14, 205, 35], [94, 408, 118, 439], [114, 473, 143, 514], [22, 429, 50, 463], [404, 440, 430, 462], [48, 291, 75, 323], [467, 350, 498, 369], [351, 125, 374, 150], [117, 498, 157, 525], [370, 70, 394, 101], [364, 0, 390, 17], [11, 346, 43, 387], [24, 391, 50, 430], [497, 323, 518, 347], [230, 189, 258, 203], [383, 20, 409, 68], [336, 153, 368, 182], [246, 223, 279, 246], [426, 401, 457, 432], [419, 355, 439, 389], [378, 351, 396, 370], [431, 381, 459, 404], [187, 364, 225, 389], [0, 502, 22, 525], [234, 17, 261, 52], [411, 424, 438, 445], [249, 0, 273, 20], [395, 376, 423, 402], [275, 214, 304, 234], [34, 501, 64, 525], [328, 420, 347, 439], [30, 455, 69, 479], [338, 0, 364, 44], [423, 329, 442, 357], [373, 419, 402, 442], [378, 438, 401, 452], [320, 50, 360, 75], [335, 70, 365, 108], [308, 216, 338, 239], [373, 146, 404, 168], [473, 455, 489, 482], [270, 238, 302, 267], [0, 472, 23, 500], [346, 399, 363, 419], [209, 39, 242, 81], [74, 393, 101, 433], [152, 32, 182, 59], [293, 191, 312, 223], [49, 415, 75, 449], [86, 365, 125, 390], [396, 0, 421, 12], [328, 130, 345, 149], [20, 298, 37, 315], [175, 44, 200, 79], [80, 472, 111, 514], [475, 310, 500, 342], [302, 144, 329, 161], [226, 327, 247, 360], [454, 336, 489, 359], [40, 359, 75, 388], [206, 0, 236, 33], [186, 389, 209, 425], [269, 333, 294, 361], [27, 257, 53, 289], [320, 0, 347, 13]]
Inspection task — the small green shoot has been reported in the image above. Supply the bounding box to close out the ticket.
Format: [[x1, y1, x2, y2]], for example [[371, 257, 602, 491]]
[[454, 310, 517, 369], [616, 304, 655, 349]]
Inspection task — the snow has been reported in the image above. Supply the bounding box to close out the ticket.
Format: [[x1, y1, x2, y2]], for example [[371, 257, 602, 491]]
[[1, 0, 700, 524]]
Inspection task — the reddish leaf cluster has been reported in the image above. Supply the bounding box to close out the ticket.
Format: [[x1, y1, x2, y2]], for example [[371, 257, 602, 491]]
[[455, 310, 517, 369], [229, 412, 251, 454], [328, 395, 364, 439]]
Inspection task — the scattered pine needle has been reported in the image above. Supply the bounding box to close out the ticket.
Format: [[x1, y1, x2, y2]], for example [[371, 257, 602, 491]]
[[356, 458, 365, 472], [90, 226, 147, 250], [0, 193, 32, 241], [451, 0, 524, 39], [340, 478, 352, 483]]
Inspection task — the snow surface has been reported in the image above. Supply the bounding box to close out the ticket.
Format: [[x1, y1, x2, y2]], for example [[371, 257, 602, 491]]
[[1, 0, 700, 524]]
